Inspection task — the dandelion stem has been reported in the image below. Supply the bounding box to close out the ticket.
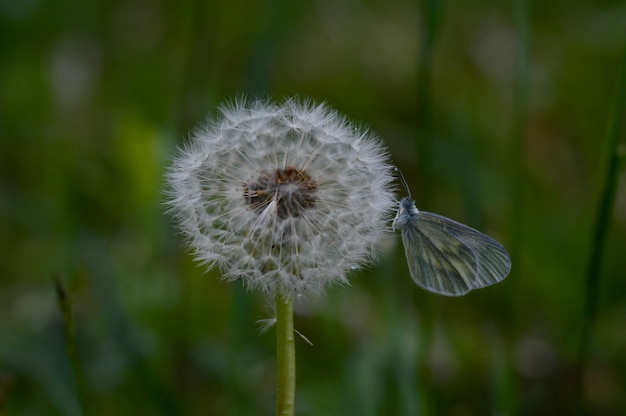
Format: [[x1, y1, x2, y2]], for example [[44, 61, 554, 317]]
[[275, 294, 295, 416]]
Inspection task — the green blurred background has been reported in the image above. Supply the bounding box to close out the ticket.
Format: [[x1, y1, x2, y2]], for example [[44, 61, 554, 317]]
[[1, 0, 625, 415]]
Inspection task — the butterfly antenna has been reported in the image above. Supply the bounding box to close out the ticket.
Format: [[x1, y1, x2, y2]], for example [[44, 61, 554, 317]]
[[393, 167, 412, 199]]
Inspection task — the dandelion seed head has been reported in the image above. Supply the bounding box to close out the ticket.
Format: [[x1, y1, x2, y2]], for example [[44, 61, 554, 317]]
[[166, 97, 395, 296]]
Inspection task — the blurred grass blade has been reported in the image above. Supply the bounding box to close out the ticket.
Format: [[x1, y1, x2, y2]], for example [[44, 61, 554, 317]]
[[510, 0, 530, 268], [577, 42, 626, 413], [53, 273, 85, 416], [416, 0, 445, 205]]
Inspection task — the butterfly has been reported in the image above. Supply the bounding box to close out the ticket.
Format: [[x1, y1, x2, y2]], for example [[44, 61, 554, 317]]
[[392, 170, 511, 296]]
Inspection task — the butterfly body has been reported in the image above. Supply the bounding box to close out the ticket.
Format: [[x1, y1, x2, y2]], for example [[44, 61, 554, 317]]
[[393, 197, 421, 230], [393, 197, 511, 296]]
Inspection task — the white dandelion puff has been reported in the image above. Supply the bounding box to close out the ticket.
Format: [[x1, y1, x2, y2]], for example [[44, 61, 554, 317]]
[[165, 97, 396, 297]]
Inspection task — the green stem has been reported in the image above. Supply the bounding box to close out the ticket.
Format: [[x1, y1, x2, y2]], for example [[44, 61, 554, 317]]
[[276, 294, 295, 416]]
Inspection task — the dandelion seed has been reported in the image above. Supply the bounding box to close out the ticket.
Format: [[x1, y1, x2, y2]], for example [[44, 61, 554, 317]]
[[256, 317, 277, 334], [165, 98, 395, 297]]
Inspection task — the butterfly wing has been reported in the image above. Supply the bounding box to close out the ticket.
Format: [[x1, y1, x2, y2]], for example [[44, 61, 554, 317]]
[[401, 211, 511, 296]]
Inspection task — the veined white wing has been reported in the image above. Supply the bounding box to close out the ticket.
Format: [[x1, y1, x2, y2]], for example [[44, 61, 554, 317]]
[[394, 197, 511, 296]]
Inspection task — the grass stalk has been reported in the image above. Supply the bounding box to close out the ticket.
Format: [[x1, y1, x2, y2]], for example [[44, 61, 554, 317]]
[[416, 0, 444, 206], [577, 43, 626, 412], [510, 0, 530, 265], [53, 274, 85, 415]]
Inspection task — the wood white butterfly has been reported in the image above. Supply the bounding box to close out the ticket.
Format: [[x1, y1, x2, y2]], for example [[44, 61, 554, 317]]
[[392, 170, 511, 296]]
